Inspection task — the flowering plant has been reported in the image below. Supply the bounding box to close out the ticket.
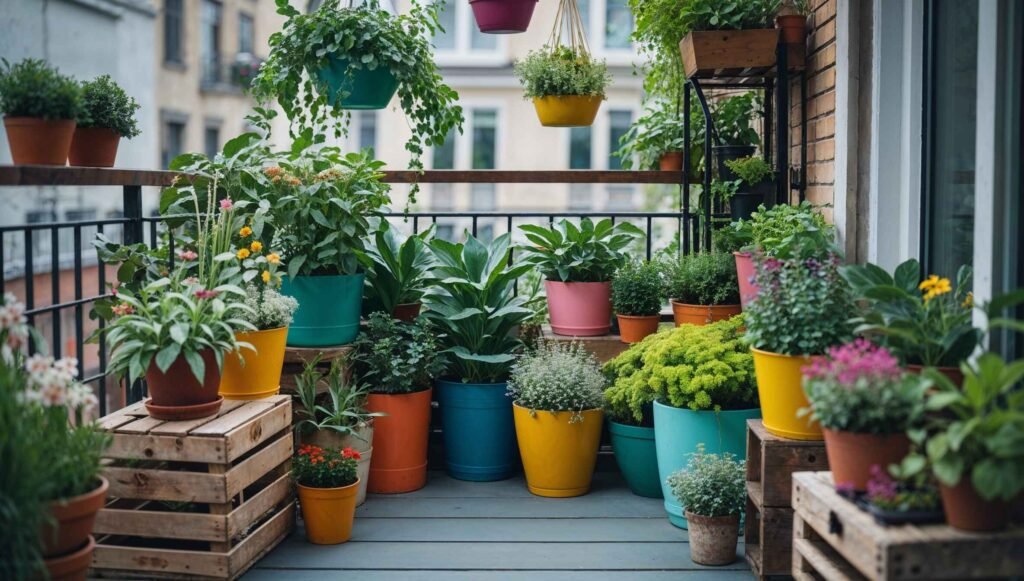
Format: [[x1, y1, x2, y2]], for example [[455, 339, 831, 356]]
[[864, 465, 940, 513], [237, 284, 298, 331], [293, 445, 360, 489], [507, 341, 606, 423], [801, 339, 927, 434], [667, 445, 746, 517], [840, 259, 978, 368]]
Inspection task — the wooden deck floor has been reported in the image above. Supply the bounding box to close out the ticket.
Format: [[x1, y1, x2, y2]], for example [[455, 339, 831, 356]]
[[245, 470, 752, 580]]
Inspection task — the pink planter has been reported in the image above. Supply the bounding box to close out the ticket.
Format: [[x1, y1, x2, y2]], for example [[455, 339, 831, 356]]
[[734, 251, 760, 308], [545, 280, 611, 336], [469, 0, 538, 34]]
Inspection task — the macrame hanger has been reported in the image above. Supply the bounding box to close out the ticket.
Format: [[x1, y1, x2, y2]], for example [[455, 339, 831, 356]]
[[546, 0, 590, 57]]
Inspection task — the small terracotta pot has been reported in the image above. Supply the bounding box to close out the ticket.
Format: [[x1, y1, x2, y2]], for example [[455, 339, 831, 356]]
[[776, 14, 807, 45], [905, 364, 964, 387], [68, 127, 121, 167], [4, 117, 75, 165], [939, 478, 1010, 531], [366, 388, 432, 493], [659, 151, 684, 172], [392, 302, 422, 322], [685, 511, 739, 566], [144, 349, 223, 420], [297, 480, 359, 544], [734, 251, 760, 307], [670, 300, 742, 327], [617, 314, 660, 343], [44, 535, 95, 581], [822, 429, 910, 491], [546, 280, 612, 336], [41, 477, 108, 558]]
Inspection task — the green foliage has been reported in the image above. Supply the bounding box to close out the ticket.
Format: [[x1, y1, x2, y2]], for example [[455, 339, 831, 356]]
[[840, 260, 978, 367], [293, 445, 359, 488], [712, 221, 748, 254], [710, 179, 740, 204], [0, 58, 80, 119], [712, 92, 763, 146], [724, 156, 773, 186], [667, 445, 746, 517], [664, 252, 739, 306], [508, 341, 606, 423], [603, 316, 757, 415], [612, 260, 663, 316], [422, 233, 535, 383], [293, 355, 380, 439], [77, 75, 141, 137], [616, 95, 705, 173], [358, 222, 437, 316], [513, 46, 611, 99], [518, 218, 645, 283], [252, 0, 463, 197], [353, 313, 446, 394], [744, 253, 855, 355], [900, 354, 1024, 502], [629, 0, 689, 97], [681, 0, 781, 31], [731, 202, 835, 258], [90, 235, 171, 323]]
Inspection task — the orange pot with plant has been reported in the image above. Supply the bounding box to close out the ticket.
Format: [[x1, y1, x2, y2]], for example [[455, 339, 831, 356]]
[[665, 253, 741, 327], [612, 260, 663, 344], [1, 59, 80, 165], [294, 445, 362, 544], [68, 75, 141, 167]]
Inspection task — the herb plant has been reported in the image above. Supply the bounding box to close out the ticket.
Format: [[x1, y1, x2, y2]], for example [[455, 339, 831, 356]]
[[615, 98, 688, 170], [712, 92, 762, 147], [518, 218, 645, 283], [612, 260, 663, 317], [681, 0, 781, 31], [732, 201, 835, 258], [507, 341, 606, 423], [711, 179, 740, 204], [667, 445, 746, 517], [724, 156, 773, 185], [353, 312, 446, 394], [293, 445, 360, 488], [293, 356, 380, 440], [0, 58, 80, 119], [77, 75, 141, 137], [359, 222, 437, 316], [513, 46, 611, 99], [238, 284, 298, 330], [664, 252, 739, 306]]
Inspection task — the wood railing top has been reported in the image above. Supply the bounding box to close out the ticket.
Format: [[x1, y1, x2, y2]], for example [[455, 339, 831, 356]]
[[0, 166, 685, 187]]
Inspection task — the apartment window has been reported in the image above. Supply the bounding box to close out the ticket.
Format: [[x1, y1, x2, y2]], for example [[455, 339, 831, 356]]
[[569, 184, 593, 210], [472, 109, 497, 170], [26, 209, 57, 266], [201, 0, 223, 84], [569, 126, 592, 169], [164, 0, 184, 64], [608, 110, 632, 170], [238, 12, 255, 54], [470, 22, 497, 50], [604, 0, 632, 50], [433, 1, 500, 59], [359, 111, 378, 153], [162, 119, 186, 168], [434, 1, 457, 50], [435, 223, 456, 242], [64, 209, 97, 259], [433, 127, 456, 170], [477, 223, 494, 243], [470, 184, 496, 211], [204, 125, 220, 158]]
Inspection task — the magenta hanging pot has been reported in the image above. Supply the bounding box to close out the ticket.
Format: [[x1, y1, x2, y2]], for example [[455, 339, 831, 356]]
[[469, 0, 538, 34]]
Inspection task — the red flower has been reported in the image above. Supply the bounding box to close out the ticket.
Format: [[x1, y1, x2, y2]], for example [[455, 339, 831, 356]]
[[341, 447, 362, 461]]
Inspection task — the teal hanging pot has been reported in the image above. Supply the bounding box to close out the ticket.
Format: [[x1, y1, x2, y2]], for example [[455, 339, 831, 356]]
[[315, 56, 399, 110], [435, 379, 519, 482], [281, 273, 365, 347], [607, 420, 662, 498]]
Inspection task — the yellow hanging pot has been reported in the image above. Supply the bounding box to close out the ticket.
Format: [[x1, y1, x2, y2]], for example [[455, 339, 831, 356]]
[[219, 326, 288, 400], [533, 95, 602, 127]]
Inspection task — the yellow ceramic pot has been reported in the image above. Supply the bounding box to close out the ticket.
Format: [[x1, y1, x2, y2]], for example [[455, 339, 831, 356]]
[[301, 422, 374, 506], [219, 326, 288, 400], [532, 95, 602, 127], [750, 347, 822, 440], [297, 480, 359, 544], [513, 403, 603, 497]]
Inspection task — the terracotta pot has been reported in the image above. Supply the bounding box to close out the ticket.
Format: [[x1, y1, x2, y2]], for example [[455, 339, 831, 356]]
[[297, 480, 359, 544], [659, 151, 684, 172], [822, 429, 910, 491], [734, 251, 760, 307], [670, 300, 742, 327], [4, 117, 75, 165], [302, 421, 374, 506], [617, 314, 660, 343], [545, 280, 612, 336], [685, 511, 739, 566], [40, 477, 108, 558], [67, 127, 121, 167], [939, 478, 1010, 531], [906, 364, 964, 388], [44, 535, 95, 581], [776, 14, 807, 45], [392, 302, 422, 322], [366, 388, 432, 493], [144, 349, 223, 420]]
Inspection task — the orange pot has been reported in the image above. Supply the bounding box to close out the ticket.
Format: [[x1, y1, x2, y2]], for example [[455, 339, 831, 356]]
[[670, 300, 742, 327], [44, 535, 95, 581], [366, 388, 432, 493], [41, 477, 108, 558], [68, 127, 121, 167], [616, 314, 660, 343], [776, 14, 807, 45], [297, 480, 359, 544], [822, 429, 910, 491], [659, 151, 684, 172], [940, 478, 1010, 531], [4, 117, 75, 165]]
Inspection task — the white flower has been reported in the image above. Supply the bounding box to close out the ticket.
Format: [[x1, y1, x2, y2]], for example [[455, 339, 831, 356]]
[[38, 381, 67, 407], [26, 354, 54, 375]]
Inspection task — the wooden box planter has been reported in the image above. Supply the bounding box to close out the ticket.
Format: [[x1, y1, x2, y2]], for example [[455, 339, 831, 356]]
[[792, 471, 1024, 580], [744, 420, 828, 579], [679, 29, 805, 79], [91, 396, 295, 580]]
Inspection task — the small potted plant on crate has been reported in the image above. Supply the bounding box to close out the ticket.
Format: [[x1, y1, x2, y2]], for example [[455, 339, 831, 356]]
[[0, 58, 80, 165], [508, 341, 606, 497], [667, 445, 746, 566], [723, 156, 774, 220], [69, 75, 141, 167], [664, 252, 740, 327], [359, 222, 437, 322], [294, 444, 362, 544], [603, 352, 661, 498], [860, 465, 943, 526], [611, 260, 663, 343]]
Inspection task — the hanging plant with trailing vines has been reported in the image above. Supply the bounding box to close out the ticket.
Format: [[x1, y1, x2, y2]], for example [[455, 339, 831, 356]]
[[251, 0, 464, 206]]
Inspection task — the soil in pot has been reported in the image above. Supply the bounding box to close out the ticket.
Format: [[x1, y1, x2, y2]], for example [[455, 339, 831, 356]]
[[469, 0, 538, 33], [546, 280, 612, 336], [44, 535, 95, 581], [4, 117, 76, 165], [41, 477, 109, 558], [822, 429, 910, 491], [939, 478, 1011, 532], [297, 480, 359, 544], [659, 151, 684, 172], [670, 301, 742, 327], [514, 404, 603, 497], [68, 127, 121, 167], [366, 388, 432, 493], [144, 349, 222, 420], [392, 302, 422, 322], [686, 511, 739, 566], [616, 314, 660, 343], [532, 96, 602, 127]]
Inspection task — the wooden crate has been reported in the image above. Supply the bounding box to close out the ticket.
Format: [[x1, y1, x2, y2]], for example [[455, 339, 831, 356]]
[[745, 419, 828, 579], [280, 345, 353, 395], [679, 29, 805, 80], [792, 471, 1024, 580], [540, 325, 652, 363], [91, 396, 295, 580]]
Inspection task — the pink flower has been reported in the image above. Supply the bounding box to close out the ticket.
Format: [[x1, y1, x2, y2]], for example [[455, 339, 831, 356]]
[[802, 339, 902, 387], [183, 276, 200, 286], [111, 303, 135, 316], [177, 250, 198, 261], [219, 198, 234, 211], [194, 289, 219, 300]]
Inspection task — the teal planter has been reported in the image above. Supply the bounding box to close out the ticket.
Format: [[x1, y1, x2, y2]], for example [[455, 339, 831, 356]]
[[281, 273, 364, 347], [608, 420, 662, 498], [653, 400, 760, 529], [315, 57, 400, 110], [436, 379, 518, 482]]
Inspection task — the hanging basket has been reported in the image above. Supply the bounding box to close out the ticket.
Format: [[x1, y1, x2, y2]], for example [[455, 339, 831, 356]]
[[470, 0, 538, 34], [315, 56, 400, 110], [529, 0, 603, 127]]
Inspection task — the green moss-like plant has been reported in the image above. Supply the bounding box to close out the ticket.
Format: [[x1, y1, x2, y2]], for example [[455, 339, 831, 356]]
[[0, 58, 80, 119], [78, 75, 141, 138], [513, 46, 611, 99], [603, 316, 756, 424]]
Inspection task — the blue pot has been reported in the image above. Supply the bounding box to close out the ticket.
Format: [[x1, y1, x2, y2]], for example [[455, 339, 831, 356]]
[[280, 273, 364, 347], [653, 400, 760, 528], [608, 420, 662, 498], [435, 379, 518, 481]]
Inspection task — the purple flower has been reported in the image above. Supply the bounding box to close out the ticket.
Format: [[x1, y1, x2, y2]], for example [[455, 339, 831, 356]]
[[194, 289, 219, 300], [866, 464, 897, 501], [802, 339, 902, 387]]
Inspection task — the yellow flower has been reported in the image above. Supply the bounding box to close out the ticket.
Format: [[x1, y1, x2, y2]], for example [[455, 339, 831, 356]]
[[237, 248, 251, 260], [266, 253, 281, 265], [239, 226, 253, 237], [962, 292, 974, 309], [262, 270, 272, 284], [919, 275, 951, 302], [250, 241, 263, 253]]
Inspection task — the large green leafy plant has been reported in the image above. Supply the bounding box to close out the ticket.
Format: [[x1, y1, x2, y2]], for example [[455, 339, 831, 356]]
[[0, 58, 80, 119], [667, 446, 746, 517], [725, 156, 773, 186], [423, 233, 535, 383], [513, 46, 611, 99], [711, 92, 763, 147], [616, 96, 705, 174], [518, 218, 645, 283], [353, 313, 446, 394], [664, 252, 739, 305], [77, 75, 141, 137], [680, 0, 780, 31], [358, 222, 437, 316]]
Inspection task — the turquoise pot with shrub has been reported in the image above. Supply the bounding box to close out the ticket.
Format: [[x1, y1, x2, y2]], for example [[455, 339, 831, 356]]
[[436, 379, 518, 482], [315, 56, 399, 110], [653, 400, 760, 529], [281, 273, 365, 347], [608, 420, 662, 498]]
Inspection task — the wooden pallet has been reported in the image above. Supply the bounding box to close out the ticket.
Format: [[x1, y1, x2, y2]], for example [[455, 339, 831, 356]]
[[91, 396, 295, 580], [792, 471, 1024, 580], [745, 419, 828, 579]]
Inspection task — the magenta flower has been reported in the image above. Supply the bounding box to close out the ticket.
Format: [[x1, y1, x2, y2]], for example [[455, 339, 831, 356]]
[[802, 338, 902, 387], [866, 464, 897, 501], [194, 289, 219, 300], [219, 198, 233, 211]]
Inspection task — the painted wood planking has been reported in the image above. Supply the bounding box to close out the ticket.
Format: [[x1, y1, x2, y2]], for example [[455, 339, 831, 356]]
[[333, 517, 686, 543], [244, 571, 756, 581], [355, 495, 666, 519]]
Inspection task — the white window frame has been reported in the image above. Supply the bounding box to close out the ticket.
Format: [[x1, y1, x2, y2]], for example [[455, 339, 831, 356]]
[[432, 1, 509, 67], [588, 0, 636, 65]]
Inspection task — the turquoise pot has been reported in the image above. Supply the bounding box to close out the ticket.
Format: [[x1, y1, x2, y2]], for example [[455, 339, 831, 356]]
[[653, 400, 760, 529], [436, 379, 518, 482], [608, 420, 662, 498], [280, 273, 365, 347], [315, 56, 399, 110]]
